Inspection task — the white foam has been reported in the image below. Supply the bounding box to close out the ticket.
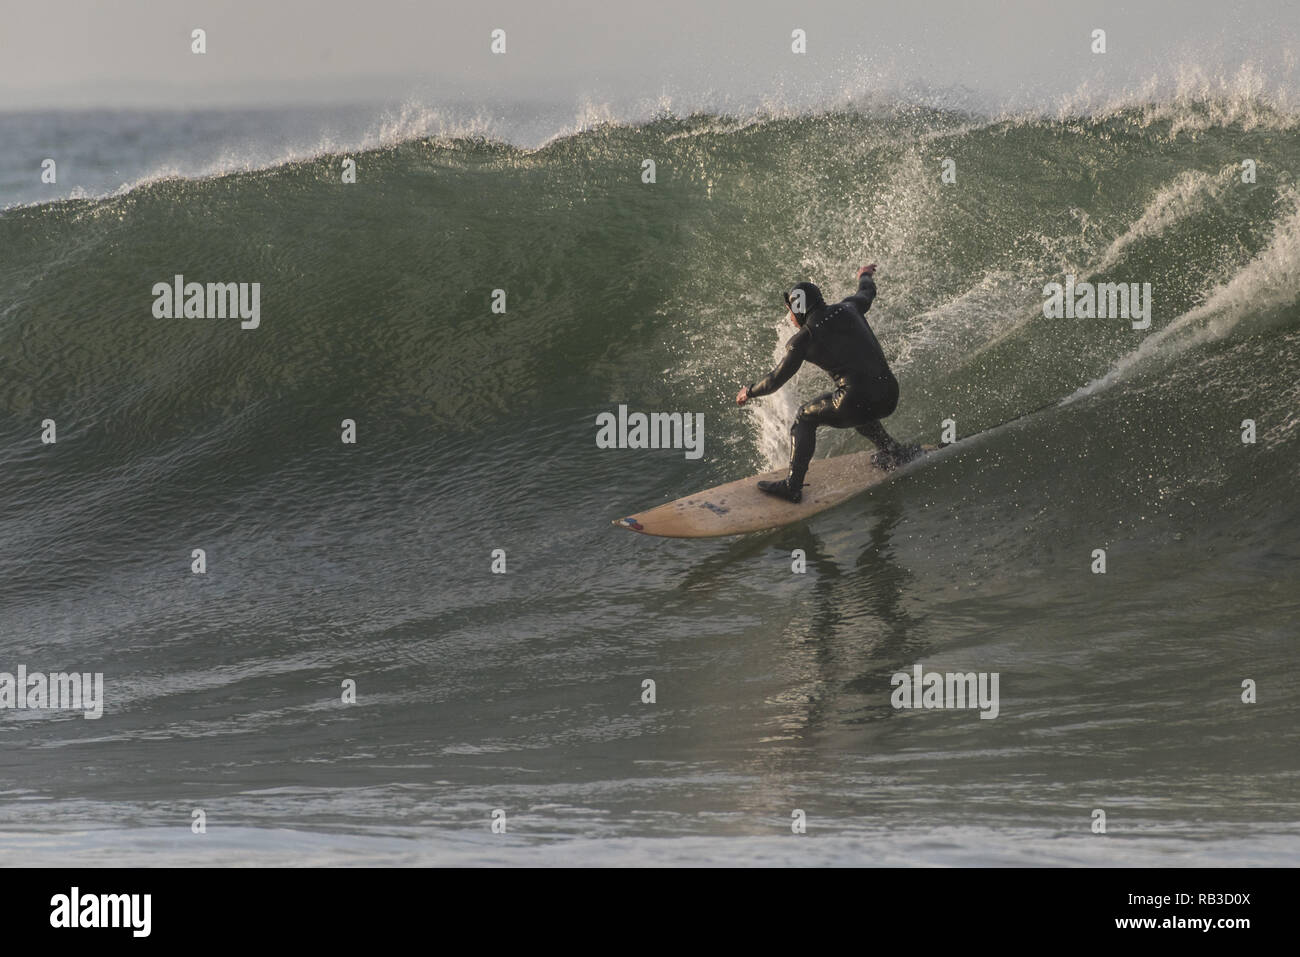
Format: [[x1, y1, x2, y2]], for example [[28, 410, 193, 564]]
[[13, 63, 1300, 212], [1048, 61, 1300, 133], [1093, 167, 1232, 272], [1066, 187, 1300, 403], [747, 316, 806, 469]]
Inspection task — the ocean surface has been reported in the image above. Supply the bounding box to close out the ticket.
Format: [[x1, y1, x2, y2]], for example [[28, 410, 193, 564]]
[[1, 89, 1298, 866]]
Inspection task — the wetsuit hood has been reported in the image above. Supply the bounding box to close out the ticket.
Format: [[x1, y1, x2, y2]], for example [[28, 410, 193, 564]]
[[784, 282, 826, 326]]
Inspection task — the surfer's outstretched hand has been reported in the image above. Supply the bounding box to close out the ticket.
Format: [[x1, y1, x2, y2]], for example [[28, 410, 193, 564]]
[[858, 263, 877, 278], [736, 385, 750, 405]]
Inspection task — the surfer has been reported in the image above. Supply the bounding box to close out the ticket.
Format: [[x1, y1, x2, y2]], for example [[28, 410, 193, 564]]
[[736, 265, 920, 503]]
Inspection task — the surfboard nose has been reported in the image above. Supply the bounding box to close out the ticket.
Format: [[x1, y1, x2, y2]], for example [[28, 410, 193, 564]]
[[613, 516, 646, 532]]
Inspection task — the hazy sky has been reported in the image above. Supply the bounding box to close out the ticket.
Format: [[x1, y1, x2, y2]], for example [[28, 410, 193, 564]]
[[2, 0, 1295, 111]]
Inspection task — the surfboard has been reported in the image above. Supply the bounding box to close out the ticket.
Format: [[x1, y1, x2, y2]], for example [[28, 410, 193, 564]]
[[613, 445, 940, 538]]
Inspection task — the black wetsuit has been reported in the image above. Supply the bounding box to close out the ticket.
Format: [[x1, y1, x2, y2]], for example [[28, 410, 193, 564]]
[[748, 275, 900, 488]]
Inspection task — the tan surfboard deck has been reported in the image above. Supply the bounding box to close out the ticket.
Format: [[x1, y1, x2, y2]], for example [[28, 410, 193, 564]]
[[613, 445, 940, 538]]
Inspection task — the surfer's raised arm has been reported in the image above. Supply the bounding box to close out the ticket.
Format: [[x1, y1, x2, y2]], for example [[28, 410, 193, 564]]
[[844, 263, 878, 314]]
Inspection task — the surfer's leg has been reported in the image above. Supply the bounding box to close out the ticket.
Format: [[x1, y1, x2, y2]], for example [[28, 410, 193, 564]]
[[758, 391, 840, 503], [848, 379, 920, 469], [854, 418, 899, 452], [856, 419, 921, 469], [849, 378, 899, 451], [789, 391, 845, 487]]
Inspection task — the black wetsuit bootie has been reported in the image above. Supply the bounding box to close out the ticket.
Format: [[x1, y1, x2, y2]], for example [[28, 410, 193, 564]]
[[757, 478, 803, 503]]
